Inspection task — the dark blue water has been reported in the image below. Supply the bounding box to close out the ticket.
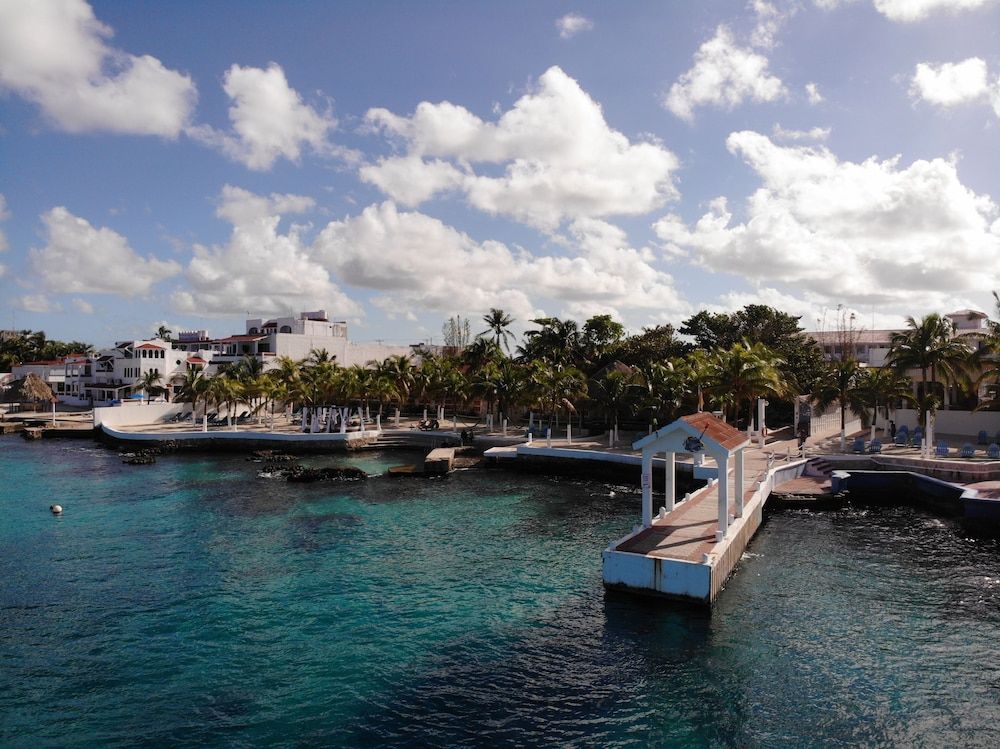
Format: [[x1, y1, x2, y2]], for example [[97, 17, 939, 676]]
[[3, 440, 1000, 747]]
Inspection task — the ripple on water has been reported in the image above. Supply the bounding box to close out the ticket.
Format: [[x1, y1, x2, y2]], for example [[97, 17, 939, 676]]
[[3, 443, 1000, 747]]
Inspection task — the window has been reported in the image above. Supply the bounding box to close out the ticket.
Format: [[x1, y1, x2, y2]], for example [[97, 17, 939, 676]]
[[280, 325, 292, 333], [249, 327, 259, 334]]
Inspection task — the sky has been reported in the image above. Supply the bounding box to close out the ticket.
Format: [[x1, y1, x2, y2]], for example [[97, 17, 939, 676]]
[[1, 0, 1000, 349]]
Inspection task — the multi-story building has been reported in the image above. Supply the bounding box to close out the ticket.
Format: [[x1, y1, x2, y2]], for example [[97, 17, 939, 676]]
[[11, 311, 421, 407]]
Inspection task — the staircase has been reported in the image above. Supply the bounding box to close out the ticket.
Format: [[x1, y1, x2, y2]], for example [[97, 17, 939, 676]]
[[363, 430, 460, 450], [804, 456, 834, 478]]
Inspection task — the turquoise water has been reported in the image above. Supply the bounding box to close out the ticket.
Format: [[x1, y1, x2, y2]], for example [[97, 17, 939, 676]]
[[3, 440, 1000, 747]]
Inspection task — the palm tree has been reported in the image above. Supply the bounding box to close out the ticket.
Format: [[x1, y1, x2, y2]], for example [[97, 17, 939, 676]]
[[373, 354, 415, 414], [888, 314, 971, 421], [208, 376, 242, 428], [855, 367, 914, 435], [681, 349, 716, 413], [590, 368, 643, 441], [530, 361, 587, 430], [811, 357, 867, 451], [640, 360, 689, 428], [707, 341, 787, 427], [155, 325, 172, 342], [519, 317, 581, 368], [138, 370, 164, 404], [479, 308, 516, 352], [176, 369, 211, 424]]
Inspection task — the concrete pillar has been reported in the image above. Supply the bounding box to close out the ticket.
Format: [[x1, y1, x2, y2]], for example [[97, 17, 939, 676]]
[[757, 398, 767, 449], [716, 454, 730, 541], [664, 451, 675, 512], [567, 423, 572, 444], [735, 449, 744, 518], [546, 428, 552, 448], [641, 449, 653, 528], [394, 408, 400, 427], [202, 414, 208, 432]]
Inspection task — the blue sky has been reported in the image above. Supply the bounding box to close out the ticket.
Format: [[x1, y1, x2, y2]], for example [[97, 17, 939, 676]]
[[2, 0, 999, 348]]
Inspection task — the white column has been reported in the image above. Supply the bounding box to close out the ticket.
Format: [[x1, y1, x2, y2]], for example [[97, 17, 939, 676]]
[[546, 428, 552, 448], [735, 449, 744, 518], [394, 408, 400, 427], [664, 451, 675, 512], [757, 398, 767, 449], [641, 449, 653, 528], [716, 454, 730, 541], [567, 423, 572, 444]]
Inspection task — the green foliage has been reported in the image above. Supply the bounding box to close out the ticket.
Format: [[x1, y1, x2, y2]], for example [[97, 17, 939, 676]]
[[0, 329, 95, 372]]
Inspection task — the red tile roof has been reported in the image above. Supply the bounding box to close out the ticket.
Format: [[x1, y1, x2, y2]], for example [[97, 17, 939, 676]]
[[680, 412, 748, 452]]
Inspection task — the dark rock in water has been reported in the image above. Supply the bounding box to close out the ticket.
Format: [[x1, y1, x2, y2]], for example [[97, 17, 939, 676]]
[[285, 465, 368, 482], [123, 449, 157, 465], [22, 428, 43, 441], [249, 450, 296, 463]]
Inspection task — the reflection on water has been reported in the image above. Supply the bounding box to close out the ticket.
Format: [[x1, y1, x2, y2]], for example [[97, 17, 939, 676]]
[[2, 441, 1000, 747]]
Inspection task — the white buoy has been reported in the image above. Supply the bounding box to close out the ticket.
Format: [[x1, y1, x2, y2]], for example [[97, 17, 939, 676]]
[[50, 504, 62, 515]]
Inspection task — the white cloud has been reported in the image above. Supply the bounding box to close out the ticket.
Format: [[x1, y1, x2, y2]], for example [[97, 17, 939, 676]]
[[772, 124, 831, 141], [0, 0, 196, 137], [873, 0, 997, 21], [187, 63, 335, 170], [72, 298, 95, 314], [664, 26, 787, 121], [911, 58, 990, 106], [556, 13, 594, 39], [312, 201, 688, 323], [710, 287, 909, 330], [172, 185, 360, 317], [363, 66, 680, 231], [805, 82, 824, 104], [654, 131, 1000, 309], [15, 294, 63, 314], [29, 207, 180, 295], [751, 0, 790, 49]]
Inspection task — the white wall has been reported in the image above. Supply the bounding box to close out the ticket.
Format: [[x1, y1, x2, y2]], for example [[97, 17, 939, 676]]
[[892, 408, 1000, 436], [94, 402, 185, 427]]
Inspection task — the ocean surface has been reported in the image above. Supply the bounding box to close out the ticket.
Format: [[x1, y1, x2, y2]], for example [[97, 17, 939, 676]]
[[3, 439, 1000, 748]]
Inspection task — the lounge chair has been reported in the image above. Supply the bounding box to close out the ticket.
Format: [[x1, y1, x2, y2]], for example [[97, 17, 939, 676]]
[[935, 441, 949, 458], [894, 432, 908, 446], [978, 430, 990, 445], [911, 428, 923, 446], [960, 443, 976, 458], [988, 444, 1000, 459], [852, 437, 866, 453], [869, 439, 882, 454]]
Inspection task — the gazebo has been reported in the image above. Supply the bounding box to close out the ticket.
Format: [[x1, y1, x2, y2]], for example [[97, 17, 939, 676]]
[[632, 412, 751, 541]]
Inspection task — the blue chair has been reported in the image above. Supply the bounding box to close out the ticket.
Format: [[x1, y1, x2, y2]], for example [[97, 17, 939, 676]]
[[960, 443, 975, 458], [935, 441, 949, 457], [869, 439, 882, 454], [852, 437, 866, 453], [912, 427, 924, 446], [894, 433, 908, 446], [988, 444, 1000, 459], [978, 430, 990, 445]]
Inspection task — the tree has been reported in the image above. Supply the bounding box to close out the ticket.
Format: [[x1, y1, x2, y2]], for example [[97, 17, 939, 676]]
[[442, 316, 472, 349], [855, 367, 914, 433], [530, 361, 587, 429], [478, 308, 516, 352], [612, 324, 691, 370], [811, 357, 867, 449], [639, 360, 689, 428], [887, 314, 971, 420], [707, 341, 788, 426], [138, 370, 165, 404], [155, 325, 172, 342], [519, 317, 581, 368], [176, 369, 211, 423], [580, 315, 626, 369], [589, 367, 643, 437]]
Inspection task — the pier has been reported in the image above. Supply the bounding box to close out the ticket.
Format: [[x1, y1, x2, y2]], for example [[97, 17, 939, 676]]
[[602, 413, 808, 605]]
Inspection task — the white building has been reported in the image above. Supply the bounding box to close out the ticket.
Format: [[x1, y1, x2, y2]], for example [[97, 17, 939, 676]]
[[15, 311, 421, 407]]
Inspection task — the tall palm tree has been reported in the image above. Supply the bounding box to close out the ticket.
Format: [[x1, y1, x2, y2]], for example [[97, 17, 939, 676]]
[[155, 325, 172, 342], [680, 349, 716, 413], [479, 308, 516, 352], [888, 314, 971, 418], [707, 341, 787, 426], [530, 361, 587, 430]]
